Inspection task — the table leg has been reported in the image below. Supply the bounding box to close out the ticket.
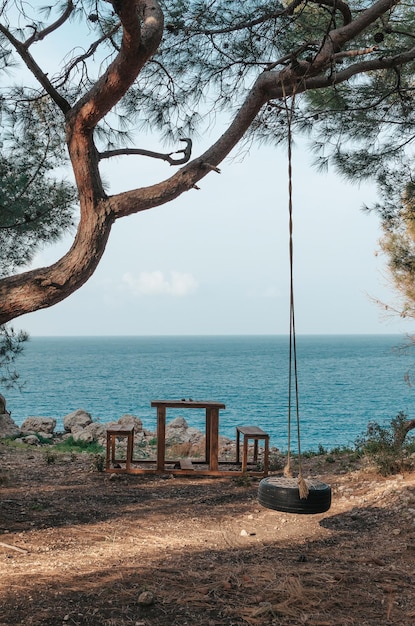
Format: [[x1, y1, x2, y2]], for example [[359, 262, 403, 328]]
[[156, 406, 166, 471], [253, 439, 259, 463], [126, 430, 134, 472], [242, 436, 248, 472], [207, 407, 219, 471], [106, 432, 111, 470], [205, 409, 211, 463]]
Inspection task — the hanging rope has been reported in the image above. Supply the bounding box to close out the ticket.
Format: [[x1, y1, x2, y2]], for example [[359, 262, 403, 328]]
[[281, 84, 309, 499]]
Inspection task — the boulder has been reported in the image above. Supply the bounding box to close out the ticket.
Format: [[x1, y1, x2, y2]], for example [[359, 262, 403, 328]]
[[0, 394, 8, 415], [0, 412, 20, 438], [63, 409, 92, 432], [117, 414, 143, 432], [72, 422, 106, 444], [165, 416, 204, 444], [21, 434, 41, 445], [21, 416, 56, 435]]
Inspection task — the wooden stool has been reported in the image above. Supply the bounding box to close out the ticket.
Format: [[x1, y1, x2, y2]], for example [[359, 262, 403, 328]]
[[106, 425, 134, 472], [236, 426, 270, 475]]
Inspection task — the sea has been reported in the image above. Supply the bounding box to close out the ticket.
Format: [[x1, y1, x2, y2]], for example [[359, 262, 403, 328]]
[[3, 334, 415, 453]]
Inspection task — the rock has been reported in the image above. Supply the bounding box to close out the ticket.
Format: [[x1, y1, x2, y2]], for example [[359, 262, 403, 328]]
[[166, 416, 204, 444], [137, 591, 154, 606], [166, 415, 188, 432], [72, 422, 106, 443], [21, 416, 56, 435], [0, 394, 8, 415], [21, 434, 41, 445], [0, 412, 20, 438], [117, 414, 143, 432], [219, 435, 233, 446], [63, 409, 92, 432]]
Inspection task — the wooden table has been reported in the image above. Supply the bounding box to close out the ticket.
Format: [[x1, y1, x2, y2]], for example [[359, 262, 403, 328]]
[[151, 399, 226, 472]]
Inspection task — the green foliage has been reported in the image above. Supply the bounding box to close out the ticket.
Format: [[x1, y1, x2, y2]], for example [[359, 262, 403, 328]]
[[0, 324, 28, 390], [267, 451, 285, 472], [0, 436, 26, 448], [53, 436, 104, 455], [31, 433, 53, 445], [302, 445, 327, 458], [0, 102, 77, 276], [355, 411, 415, 475], [92, 453, 105, 472], [0, 155, 76, 276], [43, 448, 57, 464], [377, 181, 415, 319], [2, 0, 413, 152]]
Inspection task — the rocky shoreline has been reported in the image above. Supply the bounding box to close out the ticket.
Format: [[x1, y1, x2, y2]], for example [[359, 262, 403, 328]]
[[0, 409, 277, 465]]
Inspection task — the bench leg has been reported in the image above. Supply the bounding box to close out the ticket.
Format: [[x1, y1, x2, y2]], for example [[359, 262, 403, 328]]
[[111, 436, 116, 464], [126, 432, 134, 472], [242, 436, 248, 472], [236, 429, 241, 464], [106, 433, 111, 471], [263, 437, 269, 475], [253, 439, 259, 463]]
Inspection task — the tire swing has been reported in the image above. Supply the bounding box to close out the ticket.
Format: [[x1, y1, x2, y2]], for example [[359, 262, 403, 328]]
[[258, 87, 331, 515]]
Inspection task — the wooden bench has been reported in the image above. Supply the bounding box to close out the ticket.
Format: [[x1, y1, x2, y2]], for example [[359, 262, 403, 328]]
[[106, 425, 134, 472], [236, 426, 270, 475]]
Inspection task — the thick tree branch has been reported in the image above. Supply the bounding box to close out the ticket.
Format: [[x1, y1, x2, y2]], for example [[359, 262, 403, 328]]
[[68, 0, 164, 131], [99, 139, 193, 166], [315, 0, 400, 63], [302, 46, 415, 91], [310, 0, 352, 25], [64, 0, 164, 208]]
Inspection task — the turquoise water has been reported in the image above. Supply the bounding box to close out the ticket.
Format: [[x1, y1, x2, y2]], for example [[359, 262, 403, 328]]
[[3, 335, 415, 451]]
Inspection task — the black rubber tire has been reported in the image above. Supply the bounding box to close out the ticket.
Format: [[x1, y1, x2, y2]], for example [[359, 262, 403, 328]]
[[258, 476, 331, 514]]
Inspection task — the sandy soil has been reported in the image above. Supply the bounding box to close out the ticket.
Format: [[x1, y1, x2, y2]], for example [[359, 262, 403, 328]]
[[0, 444, 415, 626]]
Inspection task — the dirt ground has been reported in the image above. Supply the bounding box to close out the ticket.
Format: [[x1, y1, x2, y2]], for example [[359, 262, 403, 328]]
[[1, 444, 415, 626]]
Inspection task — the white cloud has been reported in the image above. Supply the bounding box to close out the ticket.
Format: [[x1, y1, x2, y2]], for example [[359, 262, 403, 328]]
[[122, 270, 199, 296]]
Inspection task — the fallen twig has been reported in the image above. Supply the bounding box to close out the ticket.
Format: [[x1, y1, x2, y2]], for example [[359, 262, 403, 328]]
[[0, 541, 28, 554]]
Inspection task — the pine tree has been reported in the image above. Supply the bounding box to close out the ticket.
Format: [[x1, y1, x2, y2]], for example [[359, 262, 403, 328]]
[[0, 0, 414, 324]]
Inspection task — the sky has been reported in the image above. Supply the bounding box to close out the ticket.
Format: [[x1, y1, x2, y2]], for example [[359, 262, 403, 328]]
[[16, 133, 415, 337]]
